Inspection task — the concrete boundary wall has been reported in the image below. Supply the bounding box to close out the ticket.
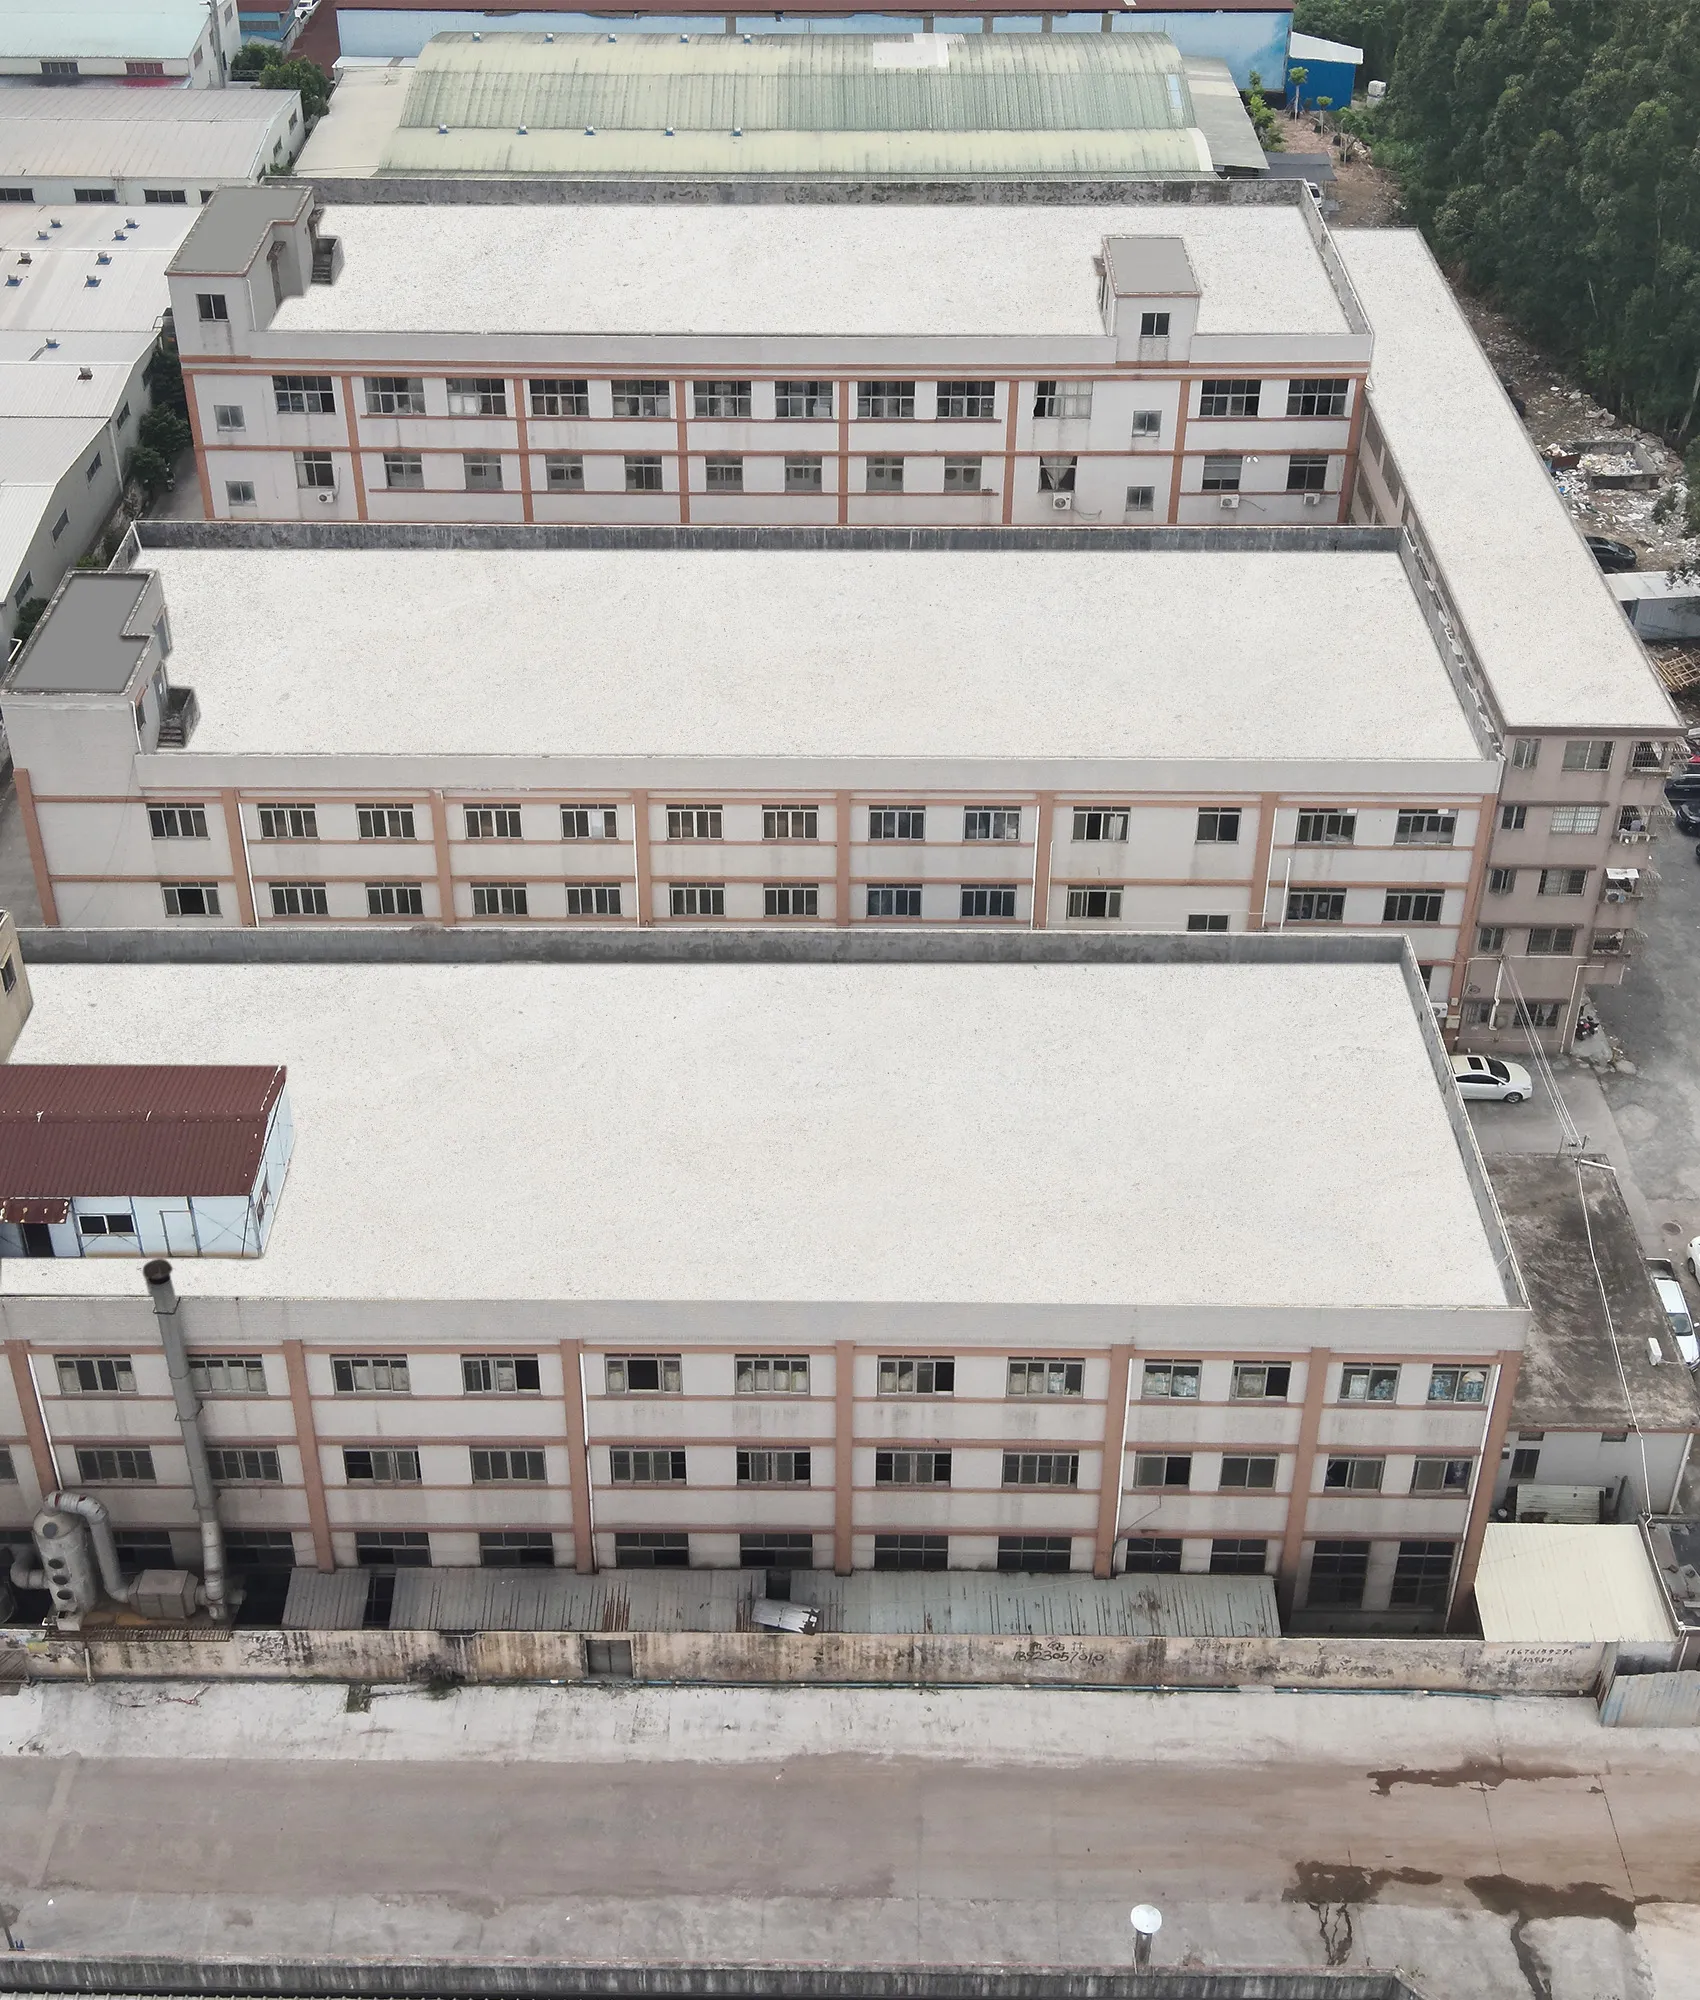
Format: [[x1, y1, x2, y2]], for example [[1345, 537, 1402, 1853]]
[[299, 175, 1314, 210], [2, 1625, 1605, 1692]]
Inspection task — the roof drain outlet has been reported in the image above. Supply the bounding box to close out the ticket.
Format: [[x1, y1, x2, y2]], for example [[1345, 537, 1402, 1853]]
[[144, 1257, 230, 1622]]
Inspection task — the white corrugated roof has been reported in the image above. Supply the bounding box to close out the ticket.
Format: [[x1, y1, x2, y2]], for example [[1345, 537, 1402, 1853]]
[[0, 411, 108, 589], [0, 0, 211, 61], [0, 85, 299, 181], [1475, 1523, 1674, 1643], [0, 357, 133, 416], [1288, 31, 1363, 67]]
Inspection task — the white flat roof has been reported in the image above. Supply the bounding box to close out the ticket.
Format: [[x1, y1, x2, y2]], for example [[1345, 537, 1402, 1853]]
[[142, 545, 1486, 764], [2, 960, 1513, 1307], [269, 201, 1349, 338], [1336, 230, 1676, 733]]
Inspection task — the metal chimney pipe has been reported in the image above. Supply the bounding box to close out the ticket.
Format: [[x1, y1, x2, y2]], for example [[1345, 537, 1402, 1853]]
[[143, 1258, 227, 1620]]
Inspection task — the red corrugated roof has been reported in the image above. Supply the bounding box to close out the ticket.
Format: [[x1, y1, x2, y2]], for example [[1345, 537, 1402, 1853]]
[[0, 1066, 285, 1200]]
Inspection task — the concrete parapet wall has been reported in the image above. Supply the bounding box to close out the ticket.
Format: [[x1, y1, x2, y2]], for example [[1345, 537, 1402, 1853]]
[[299, 176, 1313, 210]]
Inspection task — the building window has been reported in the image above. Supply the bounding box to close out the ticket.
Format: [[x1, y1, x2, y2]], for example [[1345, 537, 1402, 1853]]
[[0, 957, 13, 996], [563, 805, 618, 841], [162, 883, 220, 917], [1488, 868, 1517, 896], [1411, 1457, 1473, 1493], [1550, 805, 1603, 834], [51, 510, 69, 539], [1287, 454, 1329, 492], [763, 805, 817, 841], [702, 454, 743, 492], [340, 1447, 420, 1484], [865, 456, 904, 492], [1526, 926, 1578, 955], [220, 1531, 297, 1574], [295, 452, 334, 491], [1477, 925, 1506, 953], [0, 1447, 13, 1480], [874, 1534, 947, 1571], [1427, 1365, 1488, 1404], [74, 1447, 154, 1483], [358, 805, 416, 839], [875, 1450, 951, 1486], [775, 381, 832, 419], [960, 885, 1016, 918], [1210, 1538, 1269, 1575], [1324, 1456, 1385, 1491], [1033, 381, 1092, 419], [943, 456, 982, 491], [1131, 410, 1162, 437], [1340, 1365, 1399, 1402], [471, 883, 527, 917], [935, 380, 996, 420], [1220, 1456, 1278, 1490], [764, 884, 818, 917], [354, 1531, 430, 1567], [867, 885, 922, 917], [375, 453, 420, 491], [13, 573, 32, 606], [611, 379, 669, 419], [1123, 1537, 1182, 1574], [1067, 887, 1122, 919], [624, 455, 663, 491], [1125, 485, 1156, 513], [462, 453, 503, 492], [1517, 999, 1565, 1029], [1201, 455, 1242, 492], [1133, 1454, 1192, 1489], [670, 883, 724, 917], [444, 377, 506, 417], [1383, 892, 1444, 923], [1038, 456, 1077, 492], [1002, 1452, 1079, 1488], [197, 293, 228, 322], [784, 456, 823, 492], [604, 1354, 681, 1394], [481, 1532, 554, 1569], [1073, 808, 1129, 842], [1307, 1541, 1370, 1607], [735, 1354, 810, 1395], [269, 882, 327, 917], [332, 1355, 409, 1394], [1537, 868, 1588, 896], [77, 1213, 136, 1240], [1286, 891, 1344, 923], [148, 803, 207, 839], [1295, 810, 1355, 845], [614, 1532, 689, 1569], [741, 1533, 815, 1569], [545, 454, 584, 491], [258, 804, 317, 840], [0, 188, 31, 203], [857, 381, 914, 419], [1395, 809, 1457, 846], [1232, 1362, 1290, 1400], [273, 374, 335, 415], [225, 481, 256, 506], [869, 807, 925, 840], [213, 403, 245, 433], [1142, 1361, 1200, 1399], [463, 1354, 541, 1394], [1500, 804, 1527, 831], [465, 805, 522, 839], [1199, 379, 1261, 418], [1196, 808, 1240, 843], [998, 1536, 1072, 1574], [55, 1355, 135, 1395], [366, 883, 424, 916], [1007, 1358, 1084, 1397], [566, 884, 622, 916], [1511, 737, 1540, 769], [878, 1356, 954, 1395], [208, 1447, 282, 1484], [366, 377, 426, 416], [1390, 1540, 1456, 1609], [692, 380, 751, 419], [1287, 377, 1350, 418], [470, 1448, 547, 1483], [737, 1449, 811, 1486], [188, 1354, 267, 1396], [1563, 739, 1613, 772], [529, 378, 589, 418]]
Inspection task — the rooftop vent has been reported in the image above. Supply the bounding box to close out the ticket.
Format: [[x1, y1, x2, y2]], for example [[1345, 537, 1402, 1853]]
[[437, 123, 447, 134], [607, 30, 617, 39], [664, 125, 674, 136], [584, 125, 595, 136], [516, 124, 527, 134], [3, 277, 17, 289], [36, 230, 49, 241], [50, 218, 61, 229], [44, 337, 58, 349], [17, 253, 30, 264], [112, 229, 125, 242], [471, 29, 480, 38], [84, 276, 100, 288], [125, 217, 138, 228], [732, 126, 742, 136], [96, 251, 110, 264], [544, 30, 553, 39], [678, 31, 688, 39], [77, 365, 92, 380]]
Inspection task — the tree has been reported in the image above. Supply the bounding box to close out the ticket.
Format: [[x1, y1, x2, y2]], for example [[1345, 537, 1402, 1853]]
[[145, 344, 186, 416], [230, 41, 331, 120], [138, 404, 191, 460], [1293, 0, 1408, 85], [10, 597, 47, 645], [1246, 71, 1286, 151], [125, 445, 172, 502]]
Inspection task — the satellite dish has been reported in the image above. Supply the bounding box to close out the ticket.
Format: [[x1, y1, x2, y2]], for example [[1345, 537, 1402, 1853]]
[[1130, 1905, 1162, 1934]]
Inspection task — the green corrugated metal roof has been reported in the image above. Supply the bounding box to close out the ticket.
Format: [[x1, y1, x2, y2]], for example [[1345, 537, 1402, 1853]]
[[383, 31, 1219, 174]]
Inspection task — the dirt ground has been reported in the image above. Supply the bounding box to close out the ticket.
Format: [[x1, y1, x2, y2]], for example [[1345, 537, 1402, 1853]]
[[1270, 106, 1401, 226]]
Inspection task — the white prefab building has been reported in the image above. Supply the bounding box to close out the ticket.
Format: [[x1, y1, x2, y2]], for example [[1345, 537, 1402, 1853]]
[[0, 943, 1531, 1625], [0, 0, 246, 88]]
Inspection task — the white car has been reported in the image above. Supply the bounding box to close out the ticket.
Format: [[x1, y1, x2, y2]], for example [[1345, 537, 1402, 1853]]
[[1652, 1271, 1699, 1369], [1451, 1054, 1532, 1103]]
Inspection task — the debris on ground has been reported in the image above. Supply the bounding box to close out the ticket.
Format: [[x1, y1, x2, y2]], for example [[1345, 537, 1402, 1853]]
[[1269, 108, 1400, 226]]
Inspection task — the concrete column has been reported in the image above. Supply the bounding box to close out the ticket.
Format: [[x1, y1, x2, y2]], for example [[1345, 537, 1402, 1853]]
[[1092, 1342, 1134, 1578], [834, 1341, 855, 1575], [560, 1338, 596, 1573], [1276, 1347, 1331, 1616], [282, 1339, 334, 1572]]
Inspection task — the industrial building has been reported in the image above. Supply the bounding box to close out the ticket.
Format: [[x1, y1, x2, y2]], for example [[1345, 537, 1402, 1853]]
[[0, 0, 246, 89], [0, 941, 1530, 1625]]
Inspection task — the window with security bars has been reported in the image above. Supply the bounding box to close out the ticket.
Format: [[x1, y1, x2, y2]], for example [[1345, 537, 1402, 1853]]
[[208, 1447, 282, 1484], [75, 1447, 155, 1482], [1143, 1361, 1200, 1399], [1033, 381, 1092, 419], [875, 1450, 951, 1485], [964, 808, 1021, 841], [1427, 1366, 1487, 1404], [874, 1534, 948, 1571], [1002, 1452, 1078, 1488], [764, 806, 817, 840], [736, 1355, 810, 1394], [481, 1532, 555, 1568], [148, 803, 206, 839], [612, 380, 670, 418], [465, 806, 522, 839], [530, 378, 589, 417], [358, 805, 415, 840], [258, 804, 317, 840], [332, 1355, 410, 1394], [1123, 1537, 1182, 1574], [1067, 887, 1122, 920], [1232, 1362, 1290, 1400], [671, 884, 725, 917], [190, 1354, 267, 1396], [878, 1356, 954, 1395], [936, 381, 996, 419], [356, 1530, 430, 1567], [56, 1355, 135, 1395], [776, 381, 833, 419], [692, 380, 751, 418], [1007, 1359, 1084, 1397], [562, 805, 619, 840], [1538, 868, 1588, 896], [1287, 454, 1329, 492], [1073, 808, 1129, 842], [1550, 805, 1603, 834], [765, 885, 818, 917], [741, 1533, 816, 1569], [615, 1532, 690, 1568], [867, 885, 922, 917], [1287, 890, 1345, 922], [870, 807, 925, 840], [446, 376, 507, 416], [163, 884, 220, 918], [858, 381, 915, 419], [1199, 379, 1261, 418], [1383, 892, 1443, 923], [274, 374, 335, 414], [367, 883, 424, 917], [1133, 1454, 1192, 1489], [463, 1354, 541, 1394], [343, 1447, 420, 1484], [738, 1450, 811, 1485], [1394, 810, 1457, 846], [470, 1448, 547, 1483], [668, 805, 722, 840], [1341, 1365, 1399, 1402], [1295, 810, 1355, 845], [961, 886, 1017, 918], [998, 1536, 1072, 1574], [1526, 926, 1577, 955], [270, 882, 327, 917], [1390, 1540, 1456, 1609], [566, 884, 622, 916], [1219, 1456, 1277, 1489], [605, 1354, 681, 1394], [366, 376, 425, 415], [1324, 1456, 1384, 1491], [1306, 1539, 1369, 1607], [546, 454, 584, 490], [471, 883, 528, 917], [1412, 1457, 1473, 1492], [1210, 1538, 1268, 1575], [1287, 378, 1349, 418]]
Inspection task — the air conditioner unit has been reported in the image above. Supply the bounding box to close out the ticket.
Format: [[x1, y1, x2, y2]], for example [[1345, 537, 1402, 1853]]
[[316, 489, 336, 505], [1604, 888, 1629, 904], [1050, 492, 1074, 512], [1218, 494, 1240, 511], [1303, 492, 1324, 506]]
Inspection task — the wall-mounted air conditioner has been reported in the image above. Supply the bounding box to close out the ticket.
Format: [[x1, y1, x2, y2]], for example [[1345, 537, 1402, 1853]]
[[1303, 492, 1324, 506], [1050, 492, 1074, 512], [1218, 494, 1240, 511]]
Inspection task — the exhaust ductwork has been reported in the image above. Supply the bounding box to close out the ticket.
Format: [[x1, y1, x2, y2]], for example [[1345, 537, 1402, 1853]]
[[43, 1490, 134, 1603], [144, 1258, 228, 1621]]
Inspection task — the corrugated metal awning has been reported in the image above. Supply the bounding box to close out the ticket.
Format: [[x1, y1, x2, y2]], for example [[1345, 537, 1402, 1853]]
[[1475, 1523, 1675, 1643], [282, 1567, 373, 1630]]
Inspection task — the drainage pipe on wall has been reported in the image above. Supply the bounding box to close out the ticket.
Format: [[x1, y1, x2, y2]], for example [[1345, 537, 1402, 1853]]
[[143, 1258, 228, 1620]]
